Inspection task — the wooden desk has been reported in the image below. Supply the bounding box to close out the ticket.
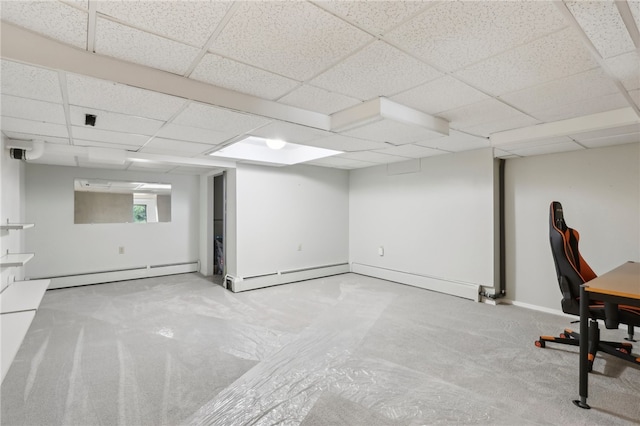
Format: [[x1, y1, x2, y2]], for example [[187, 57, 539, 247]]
[[574, 261, 640, 409]]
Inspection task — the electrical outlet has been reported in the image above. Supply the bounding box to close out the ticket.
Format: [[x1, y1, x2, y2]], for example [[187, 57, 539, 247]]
[[378, 246, 384, 256], [118, 246, 125, 254]]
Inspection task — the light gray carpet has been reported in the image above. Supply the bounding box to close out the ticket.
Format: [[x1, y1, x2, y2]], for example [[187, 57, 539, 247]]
[[1, 273, 639, 425]]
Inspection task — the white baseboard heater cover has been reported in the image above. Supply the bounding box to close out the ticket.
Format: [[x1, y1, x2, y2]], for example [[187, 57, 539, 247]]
[[40, 262, 199, 289], [227, 263, 350, 292], [351, 263, 481, 302]]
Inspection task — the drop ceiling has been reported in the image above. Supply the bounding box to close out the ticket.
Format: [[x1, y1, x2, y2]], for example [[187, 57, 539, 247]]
[[0, 0, 638, 175]]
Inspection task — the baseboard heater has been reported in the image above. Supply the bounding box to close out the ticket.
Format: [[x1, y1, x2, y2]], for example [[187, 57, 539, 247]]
[[226, 263, 350, 292], [35, 261, 199, 289], [351, 263, 481, 302]]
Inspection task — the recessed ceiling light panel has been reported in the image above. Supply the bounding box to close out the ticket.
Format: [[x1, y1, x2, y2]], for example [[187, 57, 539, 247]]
[[209, 136, 343, 166]]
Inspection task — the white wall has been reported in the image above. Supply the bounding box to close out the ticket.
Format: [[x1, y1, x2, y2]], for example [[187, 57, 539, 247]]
[[1, 137, 27, 291], [24, 164, 200, 279], [349, 148, 497, 291], [234, 163, 349, 278], [505, 143, 640, 311]]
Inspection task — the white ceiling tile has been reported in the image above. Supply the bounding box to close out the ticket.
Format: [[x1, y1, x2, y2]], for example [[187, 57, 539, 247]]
[[298, 134, 388, 152], [464, 115, 540, 138], [278, 85, 361, 115], [69, 106, 164, 135], [155, 123, 231, 145], [305, 156, 376, 169], [1, 131, 70, 145], [209, 1, 372, 80], [500, 68, 620, 115], [1, 60, 62, 103], [0, 117, 68, 138], [374, 144, 442, 158], [577, 132, 640, 149], [385, 0, 567, 72], [342, 117, 444, 145], [1, 1, 87, 49], [62, 1, 89, 11], [439, 98, 526, 130], [1, 95, 66, 124], [171, 102, 271, 134], [454, 28, 600, 96], [631, 0, 640, 30], [74, 139, 142, 151], [415, 130, 490, 152], [391, 75, 490, 115], [529, 92, 629, 123], [66, 73, 187, 121], [571, 123, 640, 141], [565, 0, 635, 59], [505, 140, 585, 157], [95, 17, 201, 76], [605, 51, 640, 90], [250, 121, 332, 144], [339, 151, 410, 164], [140, 138, 213, 156], [190, 53, 300, 100], [310, 41, 442, 100], [71, 126, 150, 146], [313, 0, 432, 35], [96, 0, 233, 46]]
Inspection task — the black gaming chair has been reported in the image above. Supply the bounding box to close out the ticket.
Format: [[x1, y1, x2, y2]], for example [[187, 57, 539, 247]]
[[535, 201, 640, 371]]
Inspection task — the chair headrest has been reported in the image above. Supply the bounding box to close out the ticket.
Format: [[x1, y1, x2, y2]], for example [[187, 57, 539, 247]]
[[551, 201, 567, 232]]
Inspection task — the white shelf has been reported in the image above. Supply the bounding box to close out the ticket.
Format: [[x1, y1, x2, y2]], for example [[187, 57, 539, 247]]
[[0, 223, 34, 230], [0, 280, 50, 314], [1, 310, 36, 382], [0, 253, 34, 267]]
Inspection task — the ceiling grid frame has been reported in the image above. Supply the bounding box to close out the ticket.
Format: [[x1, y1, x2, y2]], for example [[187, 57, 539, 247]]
[[1, 0, 639, 171], [554, 0, 640, 117]]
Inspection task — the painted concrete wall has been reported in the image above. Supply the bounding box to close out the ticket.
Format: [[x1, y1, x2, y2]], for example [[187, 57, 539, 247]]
[[505, 142, 640, 311], [24, 164, 200, 278], [234, 163, 349, 278], [349, 148, 497, 289]]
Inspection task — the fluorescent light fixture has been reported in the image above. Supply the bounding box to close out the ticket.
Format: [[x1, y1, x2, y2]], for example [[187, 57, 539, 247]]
[[138, 183, 171, 190], [331, 97, 449, 136], [265, 139, 286, 150], [209, 136, 342, 166]]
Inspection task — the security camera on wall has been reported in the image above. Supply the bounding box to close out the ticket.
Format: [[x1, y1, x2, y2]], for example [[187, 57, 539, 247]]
[[6, 140, 44, 161], [9, 148, 26, 160]]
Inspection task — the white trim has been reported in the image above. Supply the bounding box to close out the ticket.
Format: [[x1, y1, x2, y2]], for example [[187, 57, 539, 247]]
[[41, 262, 199, 289], [351, 263, 481, 302], [504, 299, 574, 319], [229, 263, 350, 292]]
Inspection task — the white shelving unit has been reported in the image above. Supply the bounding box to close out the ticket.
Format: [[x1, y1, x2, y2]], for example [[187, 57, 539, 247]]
[[0, 279, 50, 314], [0, 253, 34, 267], [0, 220, 46, 383], [1, 310, 36, 382], [0, 223, 34, 230]]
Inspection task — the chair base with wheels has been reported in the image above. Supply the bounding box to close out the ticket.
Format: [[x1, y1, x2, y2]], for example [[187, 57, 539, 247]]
[[536, 321, 638, 372]]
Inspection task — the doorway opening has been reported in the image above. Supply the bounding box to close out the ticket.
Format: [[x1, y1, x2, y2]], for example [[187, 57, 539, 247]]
[[212, 173, 226, 285]]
